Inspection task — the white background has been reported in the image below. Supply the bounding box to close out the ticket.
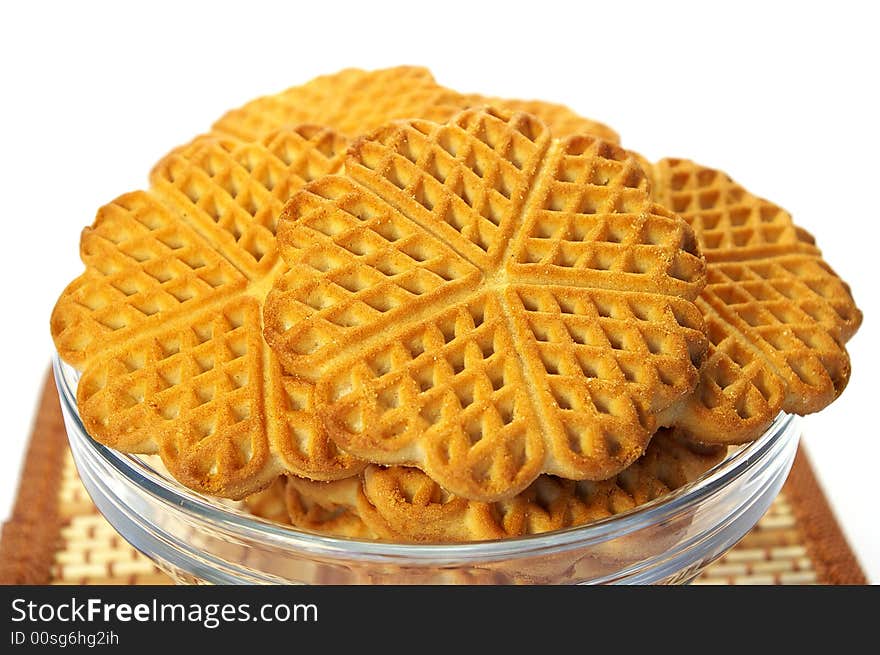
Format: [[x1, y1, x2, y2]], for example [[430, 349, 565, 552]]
[[1, 1, 877, 582]]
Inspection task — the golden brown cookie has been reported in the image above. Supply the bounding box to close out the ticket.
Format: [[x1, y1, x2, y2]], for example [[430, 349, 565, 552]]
[[264, 107, 708, 501], [212, 66, 620, 145], [51, 126, 365, 498], [212, 66, 463, 142], [650, 159, 861, 443]]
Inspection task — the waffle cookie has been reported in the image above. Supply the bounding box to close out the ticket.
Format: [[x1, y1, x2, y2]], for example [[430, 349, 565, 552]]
[[212, 65, 620, 145], [50, 125, 366, 498], [264, 107, 709, 501], [649, 159, 862, 443], [212, 66, 462, 142], [256, 430, 725, 542]]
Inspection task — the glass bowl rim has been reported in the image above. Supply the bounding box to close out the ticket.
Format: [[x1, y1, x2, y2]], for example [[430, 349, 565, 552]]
[[54, 353, 798, 563]]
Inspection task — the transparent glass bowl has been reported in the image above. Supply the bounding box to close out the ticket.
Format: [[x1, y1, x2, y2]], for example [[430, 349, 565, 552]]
[[54, 354, 800, 584]]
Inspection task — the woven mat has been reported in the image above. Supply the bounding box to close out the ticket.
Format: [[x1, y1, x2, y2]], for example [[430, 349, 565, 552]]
[[0, 373, 867, 585]]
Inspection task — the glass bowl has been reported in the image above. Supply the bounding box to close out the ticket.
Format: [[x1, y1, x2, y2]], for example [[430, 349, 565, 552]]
[[53, 354, 800, 585]]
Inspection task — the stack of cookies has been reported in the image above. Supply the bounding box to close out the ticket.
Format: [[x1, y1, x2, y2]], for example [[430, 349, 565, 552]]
[[51, 67, 861, 543]]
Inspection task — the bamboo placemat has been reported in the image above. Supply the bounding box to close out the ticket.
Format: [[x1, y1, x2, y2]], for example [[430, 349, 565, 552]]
[[0, 373, 867, 585]]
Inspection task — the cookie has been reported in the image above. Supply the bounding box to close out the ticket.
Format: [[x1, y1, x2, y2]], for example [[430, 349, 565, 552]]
[[650, 158, 861, 443], [51, 126, 364, 498], [264, 107, 708, 501]]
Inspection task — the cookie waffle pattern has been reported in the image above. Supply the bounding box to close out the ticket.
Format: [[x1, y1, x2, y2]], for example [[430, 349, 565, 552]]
[[265, 107, 708, 501], [651, 159, 861, 443], [213, 66, 463, 142], [51, 126, 365, 498], [273, 431, 725, 542]]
